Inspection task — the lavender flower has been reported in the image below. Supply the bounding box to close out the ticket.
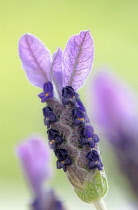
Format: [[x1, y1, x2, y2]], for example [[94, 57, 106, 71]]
[[43, 106, 57, 128], [18, 31, 108, 207], [92, 71, 138, 200], [38, 81, 53, 102], [81, 126, 100, 148], [86, 150, 103, 170], [17, 136, 65, 210], [47, 129, 64, 151]]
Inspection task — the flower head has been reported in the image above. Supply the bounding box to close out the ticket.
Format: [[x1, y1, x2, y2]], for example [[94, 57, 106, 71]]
[[19, 31, 108, 204]]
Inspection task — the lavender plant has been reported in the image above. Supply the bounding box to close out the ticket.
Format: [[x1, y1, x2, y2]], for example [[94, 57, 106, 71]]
[[17, 136, 65, 210], [92, 71, 138, 200], [18, 31, 108, 209]]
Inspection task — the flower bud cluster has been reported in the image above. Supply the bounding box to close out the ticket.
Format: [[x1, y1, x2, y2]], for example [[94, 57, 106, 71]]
[[39, 81, 103, 179]]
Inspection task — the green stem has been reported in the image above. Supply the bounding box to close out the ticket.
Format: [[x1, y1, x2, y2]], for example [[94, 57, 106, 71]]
[[93, 199, 107, 210]]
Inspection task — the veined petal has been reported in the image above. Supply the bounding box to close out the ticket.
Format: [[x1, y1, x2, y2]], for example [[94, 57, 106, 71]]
[[63, 30, 94, 90], [51, 48, 63, 92], [19, 34, 51, 88]]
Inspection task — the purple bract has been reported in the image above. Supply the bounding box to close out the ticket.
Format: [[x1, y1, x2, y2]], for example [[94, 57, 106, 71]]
[[19, 34, 51, 88], [19, 31, 94, 92]]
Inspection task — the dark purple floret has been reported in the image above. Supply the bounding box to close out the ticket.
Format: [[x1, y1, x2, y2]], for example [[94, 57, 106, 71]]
[[81, 137, 95, 148], [86, 150, 103, 170], [55, 149, 68, 161], [62, 86, 76, 98], [47, 129, 59, 139], [56, 156, 72, 172], [47, 129, 63, 150], [72, 107, 85, 126], [81, 134, 100, 148], [88, 161, 103, 170], [81, 126, 94, 137], [55, 149, 72, 172], [92, 134, 100, 143], [72, 107, 85, 118], [86, 150, 100, 161], [80, 126, 99, 148], [38, 81, 53, 102], [43, 107, 57, 128], [62, 86, 77, 105], [62, 97, 76, 106]]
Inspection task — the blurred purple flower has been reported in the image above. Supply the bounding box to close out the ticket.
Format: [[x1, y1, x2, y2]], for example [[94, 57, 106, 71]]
[[17, 136, 65, 210], [17, 137, 51, 195], [92, 70, 138, 199]]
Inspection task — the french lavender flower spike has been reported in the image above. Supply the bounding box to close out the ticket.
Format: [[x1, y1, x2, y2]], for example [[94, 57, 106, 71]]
[[18, 31, 108, 210], [16, 136, 66, 210]]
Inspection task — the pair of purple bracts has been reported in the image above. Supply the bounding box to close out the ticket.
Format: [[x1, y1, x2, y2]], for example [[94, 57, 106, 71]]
[[38, 81, 103, 173]]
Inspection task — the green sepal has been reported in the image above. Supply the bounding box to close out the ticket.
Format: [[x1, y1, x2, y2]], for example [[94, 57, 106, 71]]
[[74, 170, 108, 203]]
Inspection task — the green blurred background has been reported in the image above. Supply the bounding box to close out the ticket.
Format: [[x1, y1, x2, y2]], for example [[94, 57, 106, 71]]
[[0, 0, 138, 209]]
